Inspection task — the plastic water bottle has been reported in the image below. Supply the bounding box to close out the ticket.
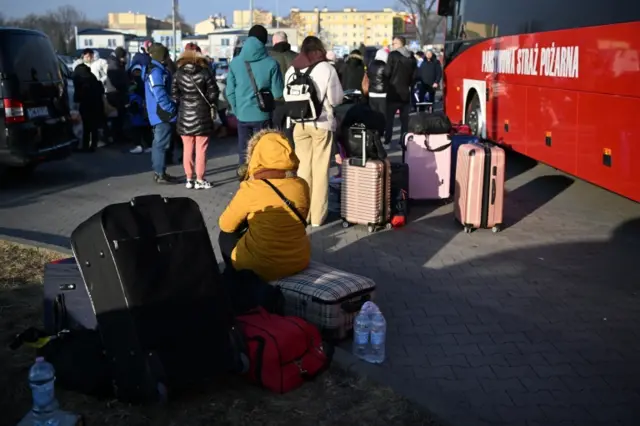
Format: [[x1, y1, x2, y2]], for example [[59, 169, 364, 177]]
[[17, 357, 80, 426], [352, 309, 371, 360], [368, 308, 387, 364]]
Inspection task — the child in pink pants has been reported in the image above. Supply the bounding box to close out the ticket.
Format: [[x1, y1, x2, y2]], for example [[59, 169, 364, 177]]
[[182, 135, 211, 189]]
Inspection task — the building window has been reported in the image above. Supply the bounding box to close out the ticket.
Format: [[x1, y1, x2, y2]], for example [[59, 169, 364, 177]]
[[221, 38, 230, 46], [83, 39, 93, 47], [107, 38, 117, 47]]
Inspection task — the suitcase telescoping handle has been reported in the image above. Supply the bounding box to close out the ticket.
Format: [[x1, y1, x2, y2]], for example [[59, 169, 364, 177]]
[[360, 127, 367, 167]]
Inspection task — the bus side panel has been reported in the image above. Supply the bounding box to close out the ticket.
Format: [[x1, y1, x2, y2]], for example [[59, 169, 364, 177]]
[[576, 94, 640, 202], [490, 81, 528, 151], [526, 87, 579, 176]]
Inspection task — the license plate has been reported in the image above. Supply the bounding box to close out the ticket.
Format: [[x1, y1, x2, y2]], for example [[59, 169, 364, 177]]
[[28, 106, 49, 119]]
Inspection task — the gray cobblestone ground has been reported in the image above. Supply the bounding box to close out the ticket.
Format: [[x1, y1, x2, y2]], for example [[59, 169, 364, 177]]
[[1, 128, 639, 426]]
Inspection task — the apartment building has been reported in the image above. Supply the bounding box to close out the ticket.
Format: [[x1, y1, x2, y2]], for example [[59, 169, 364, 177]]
[[108, 12, 190, 37], [233, 9, 273, 29], [290, 8, 415, 49], [194, 15, 229, 35]]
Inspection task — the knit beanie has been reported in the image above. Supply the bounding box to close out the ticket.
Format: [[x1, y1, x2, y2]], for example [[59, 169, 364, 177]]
[[248, 25, 268, 45], [148, 43, 169, 62]]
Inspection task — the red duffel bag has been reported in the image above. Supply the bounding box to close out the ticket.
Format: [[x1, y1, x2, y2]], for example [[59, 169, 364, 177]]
[[237, 308, 328, 393]]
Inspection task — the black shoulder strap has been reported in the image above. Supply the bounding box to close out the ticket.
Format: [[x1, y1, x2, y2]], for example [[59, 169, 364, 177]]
[[261, 179, 308, 228]]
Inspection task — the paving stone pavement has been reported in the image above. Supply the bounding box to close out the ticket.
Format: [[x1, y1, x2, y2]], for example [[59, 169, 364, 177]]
[[1, 130, 639, 426]]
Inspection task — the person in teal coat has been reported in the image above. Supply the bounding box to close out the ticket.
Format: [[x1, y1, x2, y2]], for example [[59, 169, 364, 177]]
[[226, 25, 284, 164]]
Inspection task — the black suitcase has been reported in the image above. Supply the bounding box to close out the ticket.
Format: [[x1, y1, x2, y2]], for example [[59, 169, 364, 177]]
[[43, 258, 97, 334], [70, 195, 240, 403]]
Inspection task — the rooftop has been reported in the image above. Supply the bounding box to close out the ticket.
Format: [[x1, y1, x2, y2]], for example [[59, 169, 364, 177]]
[[77, 28, 136, 38]]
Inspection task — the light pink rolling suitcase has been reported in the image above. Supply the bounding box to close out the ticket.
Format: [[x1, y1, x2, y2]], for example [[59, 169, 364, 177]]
[[401, 133, 452, 200]]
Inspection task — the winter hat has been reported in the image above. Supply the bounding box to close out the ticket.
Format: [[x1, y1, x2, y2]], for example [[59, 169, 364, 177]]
[[248, 25, 268, 45], [148, 43, 169, 62], [130, 65, 143, 73], [114, 47, 127, 59], [374, 49, 388, 63]]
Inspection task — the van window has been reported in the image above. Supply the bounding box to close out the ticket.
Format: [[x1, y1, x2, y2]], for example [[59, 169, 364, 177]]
[[0, 32, 61, 82]]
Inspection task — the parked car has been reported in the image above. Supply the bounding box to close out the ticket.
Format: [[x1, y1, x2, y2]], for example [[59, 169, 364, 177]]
[[215, 63, 228, 81], [0, 28, 75, 174]]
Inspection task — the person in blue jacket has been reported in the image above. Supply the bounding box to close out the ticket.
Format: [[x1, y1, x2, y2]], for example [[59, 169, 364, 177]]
[[226, 25, 283, 164], [143, 43, 178, 184], [130, 41, 152, 70]]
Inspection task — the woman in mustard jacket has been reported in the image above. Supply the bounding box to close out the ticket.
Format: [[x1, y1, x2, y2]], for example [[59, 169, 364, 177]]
[[218, 130, 311, 282]]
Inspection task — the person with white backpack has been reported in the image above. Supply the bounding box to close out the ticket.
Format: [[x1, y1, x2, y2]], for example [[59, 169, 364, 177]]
[[283, 36, 344, 227]]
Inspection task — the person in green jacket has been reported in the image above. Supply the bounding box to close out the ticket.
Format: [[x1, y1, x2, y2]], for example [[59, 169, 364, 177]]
[[226, 25, 284, 164]]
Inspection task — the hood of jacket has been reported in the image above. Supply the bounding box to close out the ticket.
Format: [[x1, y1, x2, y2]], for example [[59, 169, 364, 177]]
[[246, 129, 299, 177], [272, 42, 292, 53], [74, 64, 94, 79], [395, 46, 412, 58], [346, 52, 364, 65], [239, 37, 268, 63], [176, 50, 210, 74]]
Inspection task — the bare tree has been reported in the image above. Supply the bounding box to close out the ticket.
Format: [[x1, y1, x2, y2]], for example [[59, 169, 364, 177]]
[[396, 0, 443, 46], [4, 6, 105, 54]]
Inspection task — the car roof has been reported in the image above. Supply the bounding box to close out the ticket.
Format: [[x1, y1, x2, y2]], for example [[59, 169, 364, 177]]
[[0, 27, 48, 38]]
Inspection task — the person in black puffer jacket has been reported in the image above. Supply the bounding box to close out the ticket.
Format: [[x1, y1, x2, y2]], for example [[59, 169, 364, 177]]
[[104, 47, 130, 143], [341, 50, 366, 91], [367, 48, 389, 137], [384, 36, 417, 146], [171, 47, 219, 190]]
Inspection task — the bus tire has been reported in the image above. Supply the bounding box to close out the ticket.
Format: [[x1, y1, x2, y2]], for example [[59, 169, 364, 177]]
[[465, 93, 483, 137]]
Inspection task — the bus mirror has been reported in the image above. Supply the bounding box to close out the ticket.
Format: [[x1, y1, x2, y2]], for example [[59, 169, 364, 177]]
[[437, 0, 454, 16]]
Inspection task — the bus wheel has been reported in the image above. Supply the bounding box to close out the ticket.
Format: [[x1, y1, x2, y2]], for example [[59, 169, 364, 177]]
[[465, 94, 483, 137]]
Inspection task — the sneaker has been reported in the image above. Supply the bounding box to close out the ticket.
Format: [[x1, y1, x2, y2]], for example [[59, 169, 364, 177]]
[[185, 179, 194, 189], [383, 143, 391, 150], [130, 145, 143, 154], [153, 173, 177, 184], [194, 179, 212, 189], [144, 147, 152, 153]]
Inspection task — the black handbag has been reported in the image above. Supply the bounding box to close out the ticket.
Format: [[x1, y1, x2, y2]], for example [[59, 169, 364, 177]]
[[408, 111, 452, 135], [245, 61, 275, 113]]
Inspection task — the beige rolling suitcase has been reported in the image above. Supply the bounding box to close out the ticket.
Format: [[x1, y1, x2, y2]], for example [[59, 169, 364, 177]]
[[341, 125, 391, 233], [454, 142, 506, 233]]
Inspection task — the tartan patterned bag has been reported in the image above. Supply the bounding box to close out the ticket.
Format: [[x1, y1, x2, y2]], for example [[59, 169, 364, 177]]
[[271, 262, 376, 340]]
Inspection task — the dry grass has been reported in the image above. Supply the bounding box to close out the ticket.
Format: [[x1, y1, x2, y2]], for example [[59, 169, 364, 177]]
[[0, 240, 437, 426]]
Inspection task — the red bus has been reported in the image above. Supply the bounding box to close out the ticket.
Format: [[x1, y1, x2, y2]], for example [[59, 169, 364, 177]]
[[437, 0, 640, 202]]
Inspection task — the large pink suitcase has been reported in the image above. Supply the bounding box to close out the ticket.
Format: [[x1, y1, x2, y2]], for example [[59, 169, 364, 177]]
[[402, 133, 452, 200], [454, 142, 505, 233], [341, 127, 391, 233]]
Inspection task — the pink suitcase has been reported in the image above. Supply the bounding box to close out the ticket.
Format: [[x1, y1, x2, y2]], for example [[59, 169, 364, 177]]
[[402, 133, 452, 200], [341, 126, 391, 233], [454, 142, 505, 233]]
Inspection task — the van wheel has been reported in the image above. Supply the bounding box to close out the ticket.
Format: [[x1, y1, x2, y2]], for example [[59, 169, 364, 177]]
[[465, 94, 483, 137]]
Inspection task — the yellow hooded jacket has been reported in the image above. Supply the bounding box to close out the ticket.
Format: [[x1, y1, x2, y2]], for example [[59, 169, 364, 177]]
[[218, 130, 311, 282]]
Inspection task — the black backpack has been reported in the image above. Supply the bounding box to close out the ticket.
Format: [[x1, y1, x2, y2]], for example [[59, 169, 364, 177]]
[[284, 63, 324, 122]]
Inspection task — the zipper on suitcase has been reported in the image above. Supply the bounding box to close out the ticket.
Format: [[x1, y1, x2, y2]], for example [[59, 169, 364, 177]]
[[480, 144, 492, 228]]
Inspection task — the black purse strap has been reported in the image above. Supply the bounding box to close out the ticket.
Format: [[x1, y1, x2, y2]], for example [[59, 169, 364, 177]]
[[244, 61, 265, 110], [262, 179, 308, 228]]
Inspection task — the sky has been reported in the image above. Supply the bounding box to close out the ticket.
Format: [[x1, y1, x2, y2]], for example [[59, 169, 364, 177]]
[[4, 0, 403, 25]]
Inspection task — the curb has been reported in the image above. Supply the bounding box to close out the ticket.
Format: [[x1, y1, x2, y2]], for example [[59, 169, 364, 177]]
[[331, 346, 475, 426]]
